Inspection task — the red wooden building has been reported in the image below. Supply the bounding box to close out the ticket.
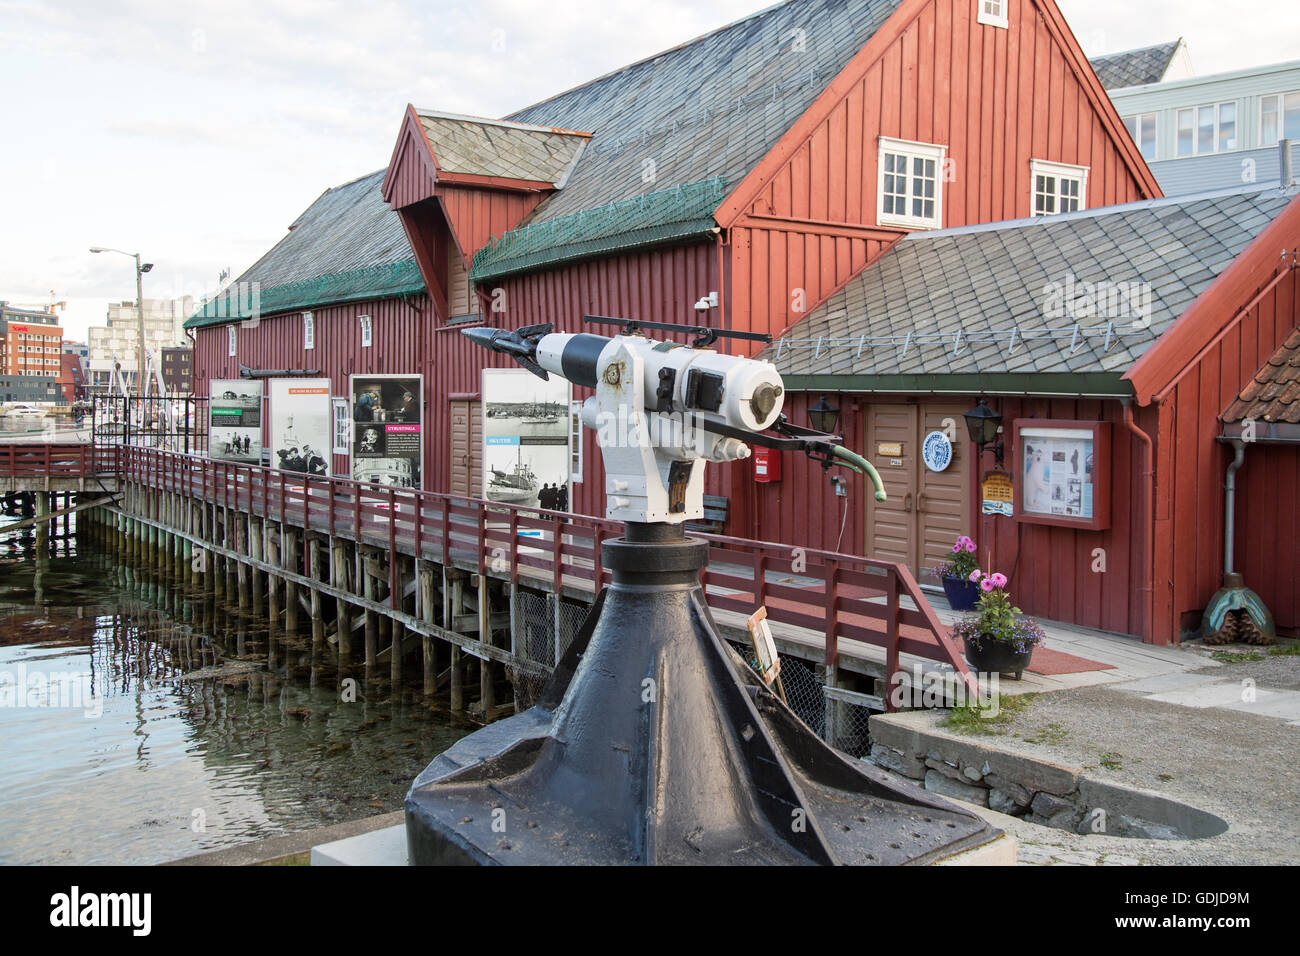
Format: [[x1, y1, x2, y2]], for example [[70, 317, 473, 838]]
[[187, 0, 1299, 644]]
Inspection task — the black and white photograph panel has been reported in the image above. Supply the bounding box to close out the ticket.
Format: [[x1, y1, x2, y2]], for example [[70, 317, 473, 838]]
[[483, 442, 570, 510], [268, 379, 332, 477]]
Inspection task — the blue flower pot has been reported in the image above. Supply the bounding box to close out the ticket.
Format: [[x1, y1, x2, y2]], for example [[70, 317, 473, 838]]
[[941, 575, 980, 611]]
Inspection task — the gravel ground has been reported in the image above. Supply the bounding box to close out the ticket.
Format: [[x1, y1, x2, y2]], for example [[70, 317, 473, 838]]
[[940, 654, 1300, 865]]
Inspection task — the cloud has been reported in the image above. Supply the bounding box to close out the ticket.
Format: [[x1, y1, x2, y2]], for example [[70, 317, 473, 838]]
[[3, 0, 1298, 346]]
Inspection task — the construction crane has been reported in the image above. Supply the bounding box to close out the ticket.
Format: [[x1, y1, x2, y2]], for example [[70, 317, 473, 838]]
[[9, 291, 67, 314]]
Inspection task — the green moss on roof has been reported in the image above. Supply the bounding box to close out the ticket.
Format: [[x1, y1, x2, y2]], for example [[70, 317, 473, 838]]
[[185, 259, 425, 329], [470, 177, 726, 284]]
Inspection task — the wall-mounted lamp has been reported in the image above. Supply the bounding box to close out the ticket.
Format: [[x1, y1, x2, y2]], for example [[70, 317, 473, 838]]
[[808, 395, 840, 435], [963, 399, 1003, 466]]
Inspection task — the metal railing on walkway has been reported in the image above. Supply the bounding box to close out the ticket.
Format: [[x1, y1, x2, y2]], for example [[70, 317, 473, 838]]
[[2, 441, 978, 709]]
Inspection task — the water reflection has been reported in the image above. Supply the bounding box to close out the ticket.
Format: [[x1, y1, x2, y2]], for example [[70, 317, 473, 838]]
[[0, 517, 471, 865]]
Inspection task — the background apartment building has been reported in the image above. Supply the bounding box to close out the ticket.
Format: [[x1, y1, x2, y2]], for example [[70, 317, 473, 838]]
[[1108, 55, 1300, 194], [87, 296, 193, 394], [0, 301, 66, 403]]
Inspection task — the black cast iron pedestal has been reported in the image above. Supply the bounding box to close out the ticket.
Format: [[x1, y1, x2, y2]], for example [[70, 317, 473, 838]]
[[405, 523, 1000, 864]]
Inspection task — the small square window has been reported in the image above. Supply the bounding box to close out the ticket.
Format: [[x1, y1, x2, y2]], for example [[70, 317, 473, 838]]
[[1030, 160, 1088, 217], [977, 0, 1008, 29], [359, 314, 373, 348], [877, 137, 947, 230]]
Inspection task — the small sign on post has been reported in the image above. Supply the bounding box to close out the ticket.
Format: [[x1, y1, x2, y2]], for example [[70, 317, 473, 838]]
[[981, 471, 1014, 516], [746, 606, 786, 703]]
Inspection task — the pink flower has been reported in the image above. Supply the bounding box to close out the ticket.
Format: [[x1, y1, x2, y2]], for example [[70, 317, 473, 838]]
[[989, 572, 1008, 588], [968, 569, 982, 583], [952, 543, 962, 554], [980, 577, 995, 592], [964, 540, 977, 553]]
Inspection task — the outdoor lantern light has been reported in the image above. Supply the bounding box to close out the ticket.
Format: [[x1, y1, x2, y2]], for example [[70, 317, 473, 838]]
[[963, 399, 1004, 465], [808, 395, 840, 435]]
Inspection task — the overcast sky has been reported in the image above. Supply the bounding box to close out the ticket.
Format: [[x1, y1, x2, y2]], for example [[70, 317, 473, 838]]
[[1, 0, 1297, 341]]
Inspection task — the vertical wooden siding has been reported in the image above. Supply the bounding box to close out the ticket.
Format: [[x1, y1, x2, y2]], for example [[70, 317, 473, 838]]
[[437, 185, 546, 265], [727, 0, 1153, 347], [746, 391, 1155, 640], [1157, 267, 1300, 639]]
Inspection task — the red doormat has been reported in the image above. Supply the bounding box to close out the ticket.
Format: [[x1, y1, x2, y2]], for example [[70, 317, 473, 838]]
[[1026, 647, 1116, 675]]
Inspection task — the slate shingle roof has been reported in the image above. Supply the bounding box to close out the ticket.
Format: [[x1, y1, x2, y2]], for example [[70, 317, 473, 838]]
[[763, 187, 1299, 381], [241, 170, 410, 289], [503, 0, 907, 225], [1088, 40, 1181, 90], [415, 111, 589, 186], [1224, 327, 1300, 423], [185, 170, 417, 328]]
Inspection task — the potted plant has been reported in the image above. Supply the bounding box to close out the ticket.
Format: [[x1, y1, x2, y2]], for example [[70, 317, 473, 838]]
[[952, 571, 1046, 680], [934, 535, 981, 610]]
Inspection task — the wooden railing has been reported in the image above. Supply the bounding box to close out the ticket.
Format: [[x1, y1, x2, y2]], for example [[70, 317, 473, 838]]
[[5, 442, 977, 706], [0, 443, 118, 479]]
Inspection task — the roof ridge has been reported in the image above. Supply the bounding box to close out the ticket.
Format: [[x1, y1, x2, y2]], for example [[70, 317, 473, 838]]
[[414, 108, 591, 138], [1089, 38, 1180, 62]]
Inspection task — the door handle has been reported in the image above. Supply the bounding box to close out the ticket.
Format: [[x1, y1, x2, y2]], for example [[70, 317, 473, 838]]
[[917, 493, 928, 512], [903, 493, 913, 512]]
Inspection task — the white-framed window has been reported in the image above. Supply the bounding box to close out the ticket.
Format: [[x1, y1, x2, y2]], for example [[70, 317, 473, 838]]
[[1261, 91, 1300, 146], [228, 325, 237, 357], [359, 314, 373, 348], [303, 311, 315, 350], [570, 400, 584, 484], [877, 137, 946, 230], [977, 0, 1008, 29], [1176, 101, 1237, 156], [1124, 112, 1158, 161], [1030, 159, 1088, 216]]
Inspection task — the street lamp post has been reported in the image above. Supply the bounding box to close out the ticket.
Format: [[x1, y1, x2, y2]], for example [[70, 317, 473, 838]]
[[89, 246, 153, 397]]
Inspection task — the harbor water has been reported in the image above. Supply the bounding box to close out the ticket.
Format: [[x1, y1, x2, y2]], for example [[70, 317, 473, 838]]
[[0, 514, 471, 865]]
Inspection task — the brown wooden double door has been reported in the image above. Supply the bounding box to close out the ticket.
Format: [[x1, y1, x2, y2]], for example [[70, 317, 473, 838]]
[[864, 402, 972, 583], [449, 399, 482, 497]]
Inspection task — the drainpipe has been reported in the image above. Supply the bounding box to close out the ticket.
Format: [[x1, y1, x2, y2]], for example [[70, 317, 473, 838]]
[[1122, 398, 1155, 642], [1223, 440, 1246, 576]]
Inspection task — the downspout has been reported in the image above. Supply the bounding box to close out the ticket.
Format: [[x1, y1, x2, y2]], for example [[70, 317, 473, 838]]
[[1223, 439, 1245, 575], [1122, 398, 1155, 642]]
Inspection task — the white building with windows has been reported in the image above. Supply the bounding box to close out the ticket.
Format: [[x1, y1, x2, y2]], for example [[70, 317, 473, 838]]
[[1108, 57, 1300, 195], [86, 297, 193, 393]]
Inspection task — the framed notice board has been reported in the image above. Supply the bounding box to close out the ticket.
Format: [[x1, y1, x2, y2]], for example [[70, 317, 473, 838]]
[[1011, 419, 1111, 531]]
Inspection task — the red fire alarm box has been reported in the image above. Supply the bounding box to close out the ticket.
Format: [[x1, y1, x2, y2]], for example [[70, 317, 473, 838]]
[[753, 447, 781, 482]]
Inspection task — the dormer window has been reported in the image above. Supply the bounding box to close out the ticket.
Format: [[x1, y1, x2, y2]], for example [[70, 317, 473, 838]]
[[977, 0, 1008, 28], [877, 137, 947, 230], [1031, 160, 1088, 216]]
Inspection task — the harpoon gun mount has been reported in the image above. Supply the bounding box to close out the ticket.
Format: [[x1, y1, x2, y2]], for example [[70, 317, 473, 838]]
[[462, 317, 886, 524], [402, 314, 1004, 866]]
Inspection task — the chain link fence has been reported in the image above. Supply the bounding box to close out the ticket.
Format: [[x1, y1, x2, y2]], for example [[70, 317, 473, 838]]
[[508, 587, 589, 708]]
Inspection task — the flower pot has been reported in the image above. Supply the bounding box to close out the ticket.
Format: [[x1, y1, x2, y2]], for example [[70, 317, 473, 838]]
[[963, 634, 1033, 680], [941, 575, 980, 611]]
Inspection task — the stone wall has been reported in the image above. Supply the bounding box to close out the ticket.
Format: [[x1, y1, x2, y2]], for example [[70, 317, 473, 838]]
[[868, 711, 1225, 840]]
